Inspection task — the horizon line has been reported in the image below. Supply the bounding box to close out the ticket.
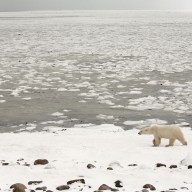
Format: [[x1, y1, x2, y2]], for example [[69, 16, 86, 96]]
[[1, 9, 192, 13]]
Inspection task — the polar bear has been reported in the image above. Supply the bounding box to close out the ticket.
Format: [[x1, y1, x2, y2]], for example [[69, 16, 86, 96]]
[[138, 124, 187, 147]]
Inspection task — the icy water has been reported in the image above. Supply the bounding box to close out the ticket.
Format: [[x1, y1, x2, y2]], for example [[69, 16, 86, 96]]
[[0, 11, 192, 132]]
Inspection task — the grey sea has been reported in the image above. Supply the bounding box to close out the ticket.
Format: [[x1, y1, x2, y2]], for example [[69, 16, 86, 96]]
[[0, 10, 192, 132]]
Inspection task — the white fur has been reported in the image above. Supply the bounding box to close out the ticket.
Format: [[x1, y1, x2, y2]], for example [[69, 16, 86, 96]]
[[138, 124, 187, 147]]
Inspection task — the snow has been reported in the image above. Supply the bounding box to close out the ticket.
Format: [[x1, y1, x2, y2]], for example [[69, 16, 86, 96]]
[[0, 124, 192, 192]]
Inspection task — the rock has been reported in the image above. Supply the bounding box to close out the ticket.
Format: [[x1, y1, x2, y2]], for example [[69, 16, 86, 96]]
[[46, 190, 54, 192], [107, 167, 113, 170], [30, 190, 35, 192], [44, 164, 55, 169], [181, 187, 188, 190], [169, 165, 177, 169], [109, 161, 123, 168], [188, 165, 192, 169], [10, 183, 27, 192], [28, 181, 43, 185], [23, 163, 30, 166], [34, 159, 49, 165], [180, 154, 192, 165], [156, 163, 166, 168], [2, 162, 9, 166], [56, 185, 70, 190], [35, 186, 47, 191], [98, 184, 119, 191], [87, 163, 96, 169], [17, 158, 24, 161], [142, 189, 149, 192], [114, 180, 123, 188], [143, 184, 156, 191], [67, 179, 85, 185], [128, 164, 138, 166]]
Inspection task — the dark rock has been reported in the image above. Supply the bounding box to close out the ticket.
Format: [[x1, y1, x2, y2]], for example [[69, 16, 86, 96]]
[[98, 184, 119, 191], [169, 165, 177, 169], [56, 185, 70, 191], [2, 162, 9, 166], [28, 181, 43, 185], [30, 190, 35, 192], [181, 187, 188, 190], [143, 184, 156, 191], [188, 165, 192, 169], [87, 163, 96, 169], [114, 180, 123, 188], [128, 164, 138, 166], [169, 188, 177, 190], [35, 187, 47, 191], [67, 179, 85, 185], [17, 158, 24, 161], [107, 167, 113, 170], [34, 159, 49, 165], [23, 163, 30, 166], [46, 190, 53, 192], [10, 183, 27, 192], [156, 163, 166, 168]]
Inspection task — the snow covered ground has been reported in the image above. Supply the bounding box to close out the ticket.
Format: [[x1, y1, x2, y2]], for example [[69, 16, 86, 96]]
[[0, 124, 192, 192]]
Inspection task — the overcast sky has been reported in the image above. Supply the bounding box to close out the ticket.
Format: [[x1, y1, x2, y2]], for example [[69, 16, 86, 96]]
[[0, 0, 192, 12]]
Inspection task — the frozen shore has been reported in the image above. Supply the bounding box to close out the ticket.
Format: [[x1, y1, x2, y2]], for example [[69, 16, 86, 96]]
[[1, 124, 192, 192]]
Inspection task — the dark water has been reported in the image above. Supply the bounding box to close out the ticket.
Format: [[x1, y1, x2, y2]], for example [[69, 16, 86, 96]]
[[0, 11, 192, 132]]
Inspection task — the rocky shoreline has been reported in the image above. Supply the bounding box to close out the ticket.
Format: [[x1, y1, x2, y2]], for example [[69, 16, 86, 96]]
[[0, 125, 192, 192]]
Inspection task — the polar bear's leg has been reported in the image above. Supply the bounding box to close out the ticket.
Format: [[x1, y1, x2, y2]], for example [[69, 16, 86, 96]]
[[166, 138, 175, 147], [153, 137, 161, 147], [177, 137, 187, 145]]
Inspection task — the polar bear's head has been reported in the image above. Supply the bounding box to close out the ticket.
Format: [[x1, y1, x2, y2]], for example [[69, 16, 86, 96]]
[[138, 125, 157, 135]]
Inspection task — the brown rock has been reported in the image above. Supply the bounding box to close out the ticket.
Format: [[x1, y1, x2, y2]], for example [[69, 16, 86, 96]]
[[34, 159, 49, 165], [98, 184, 119, 191], [169, 165, 177, 169], [10, 183, 27, 192], [67, 179, 85, 185], [143, 184, 156, 191], [28, 181, 43, 185], [46, 190, 53, 192], [56, 185, 70, 190], [156, 163, 166, 168], [107, 167, 113, 170]]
